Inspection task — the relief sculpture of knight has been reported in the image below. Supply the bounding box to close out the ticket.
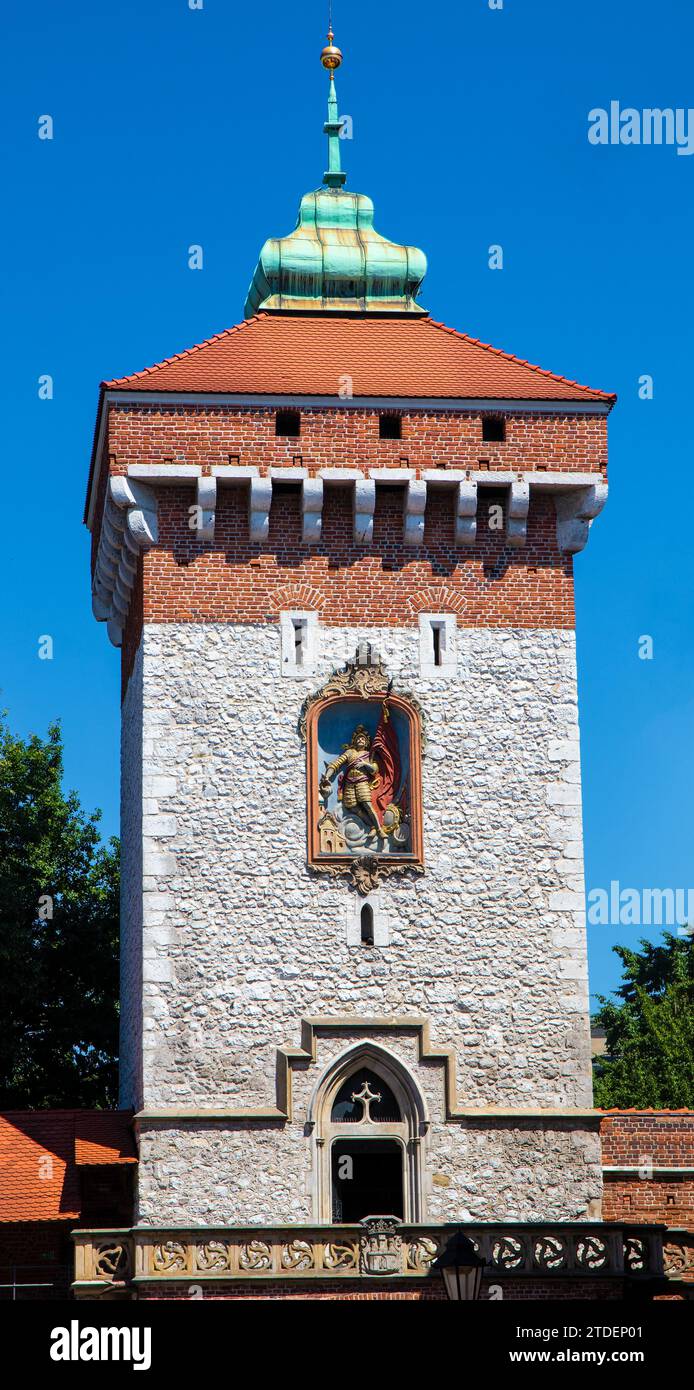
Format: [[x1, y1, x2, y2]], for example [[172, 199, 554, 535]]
[[317, 699, 411, 856]]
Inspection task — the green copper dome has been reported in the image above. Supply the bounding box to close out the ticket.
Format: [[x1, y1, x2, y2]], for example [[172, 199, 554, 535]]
[[244, 49, 427, 318]]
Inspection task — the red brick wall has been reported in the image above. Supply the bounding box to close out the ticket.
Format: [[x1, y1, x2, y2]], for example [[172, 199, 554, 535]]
[[120, 480, 575, 692], [94, 403, 609, 685], [0, 1222, 72, 1301], [104, 402, 608, 484], [601, 1114, 694, 1234], [604, 1179, 694, 1227], [136, 1277, 624, 1301], [145, 482, 572, 623], [119, 480, 578, 691]]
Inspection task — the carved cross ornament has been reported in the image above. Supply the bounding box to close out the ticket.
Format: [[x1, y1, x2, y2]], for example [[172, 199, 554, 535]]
[[351, 1079, 382, 1121]]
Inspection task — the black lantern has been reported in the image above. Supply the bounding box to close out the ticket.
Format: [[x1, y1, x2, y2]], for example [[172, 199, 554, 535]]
[[436, 1230, 485, 1302]]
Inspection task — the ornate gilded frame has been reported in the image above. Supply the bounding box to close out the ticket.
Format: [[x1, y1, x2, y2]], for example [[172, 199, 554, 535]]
[[300, 656, 425, 893]]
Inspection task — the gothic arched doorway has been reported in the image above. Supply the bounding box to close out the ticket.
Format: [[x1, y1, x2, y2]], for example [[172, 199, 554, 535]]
[[309, 1046, 427, 1223], [330, 1069, 404, 1221]]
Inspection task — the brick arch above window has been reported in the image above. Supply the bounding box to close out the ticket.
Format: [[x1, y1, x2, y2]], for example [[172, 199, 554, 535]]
[[266, 584, 326, 619], [406, 586, 469, 618]]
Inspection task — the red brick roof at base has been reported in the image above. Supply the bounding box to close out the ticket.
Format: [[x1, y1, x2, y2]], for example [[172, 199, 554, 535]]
[[102, 313, 616, 402], [0, 1112, 135, 1222]]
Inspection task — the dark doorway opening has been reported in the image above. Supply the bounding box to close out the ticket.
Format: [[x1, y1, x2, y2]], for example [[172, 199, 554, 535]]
[[331, 1139, 404, 1221]]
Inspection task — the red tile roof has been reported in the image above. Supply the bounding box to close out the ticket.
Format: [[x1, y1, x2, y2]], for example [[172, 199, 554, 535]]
[[0, 1112, 135, 1223], [74, 1111, 138, 1166], [103, 313, 615, 403]]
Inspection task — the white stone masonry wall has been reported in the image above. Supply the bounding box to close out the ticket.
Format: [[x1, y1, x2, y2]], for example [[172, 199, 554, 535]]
[[121, 621, 600, 1223]]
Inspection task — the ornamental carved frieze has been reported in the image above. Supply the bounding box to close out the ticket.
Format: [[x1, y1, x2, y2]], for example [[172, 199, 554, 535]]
[[407, 1236, 441, 1273], [323, 1240, 359, 1271], [196, 1241, 232, 1272], [281, 1240, 315, 1271], [533, 1235, 567, 1271], [153, 1241, 187, 1273], [94, 1242, 131, 1280], [624, 1237, 646, 1273], [301, 649, 426, 893], [239, 1240, 272, 1271], [663, 1239, 694, 1276], [492, 1235, 526, 1271], [76, 1221, 669, 1295], [575, 1235, 608, 1270]]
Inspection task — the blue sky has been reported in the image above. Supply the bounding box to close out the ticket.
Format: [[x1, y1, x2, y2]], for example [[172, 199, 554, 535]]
[[1, 0, 692, 1002]]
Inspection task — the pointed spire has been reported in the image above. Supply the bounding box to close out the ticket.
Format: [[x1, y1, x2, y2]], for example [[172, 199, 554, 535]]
[[320, 26, 346, 188]]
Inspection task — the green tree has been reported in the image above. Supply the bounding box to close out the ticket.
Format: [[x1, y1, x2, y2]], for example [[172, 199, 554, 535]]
[[592, 931, 694, 1109], [0, 715, 119, 1107]]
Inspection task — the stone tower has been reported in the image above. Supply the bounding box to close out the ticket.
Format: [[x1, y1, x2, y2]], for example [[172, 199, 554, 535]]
[[85, 31, 614, 1262]]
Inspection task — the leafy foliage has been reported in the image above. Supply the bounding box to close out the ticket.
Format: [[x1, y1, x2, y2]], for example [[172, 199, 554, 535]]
[[593, 931, 694, 1109], [0, 715, 119, 1107]]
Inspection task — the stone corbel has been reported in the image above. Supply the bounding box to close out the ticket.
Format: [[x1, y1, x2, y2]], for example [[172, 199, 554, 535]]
[[302, 477, 324, 545], [110, 476, 158, 547], [506, 479, 530, 547], [404, 480, 427, 546], [455, 480, 478, 545], [354, 477, 376, 544], [249, 475, 272, 542], [555, 483, 608, 554], [196, 475, 216, 542], [92, 476, 158, 647]]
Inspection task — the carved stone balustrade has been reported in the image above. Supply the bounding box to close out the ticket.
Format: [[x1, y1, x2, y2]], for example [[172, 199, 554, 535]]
[[73, 1220, 679, 1297]]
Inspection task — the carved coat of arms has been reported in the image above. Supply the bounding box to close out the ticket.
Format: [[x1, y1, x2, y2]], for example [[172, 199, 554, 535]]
[[359, 1217, 403, 1276]]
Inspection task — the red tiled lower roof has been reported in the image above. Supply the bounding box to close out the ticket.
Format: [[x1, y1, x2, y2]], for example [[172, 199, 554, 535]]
[[102, 313, 615, 403], [74, 1111, 138, 1166], [0, 1112, 135, 1223]]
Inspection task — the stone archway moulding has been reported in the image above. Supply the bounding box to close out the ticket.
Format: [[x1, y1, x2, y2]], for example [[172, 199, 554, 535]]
[[307, 1039, 429, 1223], [306, 1038, 430, 1131]]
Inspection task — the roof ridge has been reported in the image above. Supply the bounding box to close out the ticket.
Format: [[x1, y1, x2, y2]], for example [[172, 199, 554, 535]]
[[426, 318, 615, 401], [103, 315, 267, 389]]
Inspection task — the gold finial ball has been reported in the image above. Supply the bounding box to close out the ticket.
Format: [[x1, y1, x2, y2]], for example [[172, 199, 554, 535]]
[[321, 27, 343, 73]]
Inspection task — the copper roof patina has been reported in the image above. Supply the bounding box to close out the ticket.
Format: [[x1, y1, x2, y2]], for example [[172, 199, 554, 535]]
[[244, 30, 427, 317]]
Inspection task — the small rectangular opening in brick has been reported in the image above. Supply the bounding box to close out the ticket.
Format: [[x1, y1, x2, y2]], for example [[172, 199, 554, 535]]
[[276, 409, 301, 437], [379, 413, 402, 439], [482, 415, 506, 442]]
